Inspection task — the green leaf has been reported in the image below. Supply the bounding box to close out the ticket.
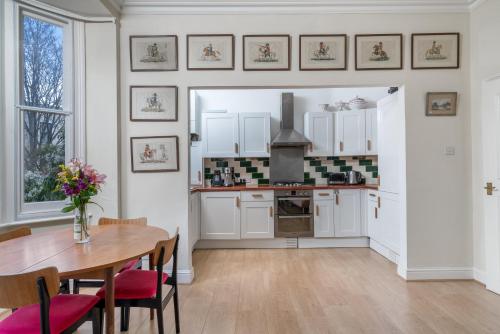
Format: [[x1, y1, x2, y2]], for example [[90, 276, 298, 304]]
[[62, 205, 76, 213]]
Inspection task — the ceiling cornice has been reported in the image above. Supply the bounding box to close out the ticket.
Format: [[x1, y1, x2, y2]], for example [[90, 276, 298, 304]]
[[117, 0, 483, 15]]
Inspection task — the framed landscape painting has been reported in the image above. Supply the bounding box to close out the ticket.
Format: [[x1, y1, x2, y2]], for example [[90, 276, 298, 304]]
[[243, 35, 290, 71], [426, 92, 458, 116], [412, 33, 460, 69], [299, 34, 347, 70], [130, 136, 179, 173], [187, 34, 234, 70], [355, 34, 403, 70], [130, 86, 178, 122], [130, 35, 178, 71]]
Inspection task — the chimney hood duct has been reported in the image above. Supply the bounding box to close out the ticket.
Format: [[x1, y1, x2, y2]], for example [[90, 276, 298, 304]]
[[271, 93, 311, 147]]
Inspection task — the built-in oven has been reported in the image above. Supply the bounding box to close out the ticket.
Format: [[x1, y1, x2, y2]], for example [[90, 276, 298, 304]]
[[274, 189, 314, 237]]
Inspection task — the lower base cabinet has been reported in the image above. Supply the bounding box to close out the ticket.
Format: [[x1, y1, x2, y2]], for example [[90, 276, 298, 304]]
[[334, 189, 361, 237], [201, 192, 241, 240], [241, 201, 274, 239], [314, 199, 335, 238]]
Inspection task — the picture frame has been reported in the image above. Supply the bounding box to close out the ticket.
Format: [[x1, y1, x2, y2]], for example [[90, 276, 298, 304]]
[[412, 33, 460, 69], [426, 92, 458, 116], [299, 34, 347, 71], [130, 136, 179, 173], [243, 35, 291, 71], [129, 35, 178, 72], [129, 86, 178, 122], [355, 34, 403, 70], [187, 34, 235, 70]]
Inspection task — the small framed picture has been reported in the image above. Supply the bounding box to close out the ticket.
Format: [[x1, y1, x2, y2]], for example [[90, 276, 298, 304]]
[[129, 35, 178, 72], [187, 34, 234, 70], [355, 34, 403, 70], [129, 86, 178, 122], [299, 34, 347, 71], [243, 35, 290, 71], [412, 33, 460, 69], [426, 92, 458, 116], [130, 136, 179, 173]]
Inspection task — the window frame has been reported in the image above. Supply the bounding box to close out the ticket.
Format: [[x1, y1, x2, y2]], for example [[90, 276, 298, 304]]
[[15, 5, 77, 220]]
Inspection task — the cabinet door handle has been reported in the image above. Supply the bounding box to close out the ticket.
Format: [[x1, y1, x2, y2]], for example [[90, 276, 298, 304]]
[[375, 207, 378, 219], [340, 141, 344, 152], [234, 143, 239, 154], [369, 193, 376, 198], [336, 194, 340, 206], [309, 143, 313, 152], [315, 205, 319, 216], [377, 196, 381, 208], [236, 196, 240, 208], [318, 193, 330, 197], [266, 143, 270, 153], [198, 171, 201, 182], [367, 139, 372, 151], [269, 206, 273, 217], [252, 194, 264, 198]]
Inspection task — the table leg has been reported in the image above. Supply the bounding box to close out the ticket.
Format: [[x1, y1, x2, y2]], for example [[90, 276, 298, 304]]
[[105, 268, 115, 334], [149, 253, 154, 321]]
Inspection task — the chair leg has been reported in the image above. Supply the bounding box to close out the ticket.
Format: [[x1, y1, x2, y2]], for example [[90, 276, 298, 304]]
[[120, 306, 131, 332], [99, 308, 104, 334], [73, 279, 80, 294], [173, 287, 180, 333], [92, 308, 101, 334], [150, 309, 154, 320], [156, 307, 164, 334]]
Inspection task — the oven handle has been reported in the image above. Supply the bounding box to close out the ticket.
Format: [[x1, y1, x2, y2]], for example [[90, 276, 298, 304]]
[[278, 215, 312, 219], [277, 197, 311, 201]]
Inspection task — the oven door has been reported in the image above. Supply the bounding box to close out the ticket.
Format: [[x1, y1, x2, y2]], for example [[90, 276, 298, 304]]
[[276, 197, 312, 216], [275, 215, 313, 237]]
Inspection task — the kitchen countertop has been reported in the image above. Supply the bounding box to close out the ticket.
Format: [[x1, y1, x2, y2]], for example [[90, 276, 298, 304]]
[[190, 184, 379, 193]]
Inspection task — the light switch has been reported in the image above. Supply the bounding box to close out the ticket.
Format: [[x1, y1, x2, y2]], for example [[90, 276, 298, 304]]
[[445, 146, 456, 156]]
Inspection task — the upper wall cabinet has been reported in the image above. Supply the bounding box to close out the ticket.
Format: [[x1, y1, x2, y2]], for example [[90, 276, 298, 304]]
[[202, 113, 239, 158], [239, 112, 271, 158], [365, 108, 378, 155], [304, 112, 334, 157], [334, 110, 367, 156]]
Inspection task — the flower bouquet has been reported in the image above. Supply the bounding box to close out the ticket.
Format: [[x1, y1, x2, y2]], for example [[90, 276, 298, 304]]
[[55, 159, 106, 243]]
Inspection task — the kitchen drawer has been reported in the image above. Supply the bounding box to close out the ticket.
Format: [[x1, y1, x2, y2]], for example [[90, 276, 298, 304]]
[[313, 190, 335, 200], [367, 189, 379, 202], [241, 190, 274, 202]]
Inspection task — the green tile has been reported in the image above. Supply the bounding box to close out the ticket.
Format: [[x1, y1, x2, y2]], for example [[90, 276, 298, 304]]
[[340, 166, 353, 172], [359, 159, 372, 166], [216, 161, 228, 168], [263, 160, 269, 167], [372, 172, 378, 178], [204, 168, 211, 173], [235, 173, 240, 178], [205, 173, 213, 179], [334, 160, 346, 166], [210, 158, 223, 162], [258, 179, 270, 185], [304, 172, 310, 179], [246, 167, 257, 173], [366, 165, 378, 172], [240, 161, 252, 167], [322, 172, 330, 178], [234, 158, 246, 161], [315, 166, 327, 173], [252, 172, 264, 179], [257, 157, 269, 161], [304, 178, 316, 185], [309, 160, 321, 167], [304, 157, 314, 161]]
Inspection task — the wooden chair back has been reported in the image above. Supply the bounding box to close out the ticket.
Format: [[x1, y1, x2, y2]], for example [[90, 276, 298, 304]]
[[0, 267, 59, 309], [153, 227, 179, 266], [0, 227, 31, 243], [98, 217, 147, 226]]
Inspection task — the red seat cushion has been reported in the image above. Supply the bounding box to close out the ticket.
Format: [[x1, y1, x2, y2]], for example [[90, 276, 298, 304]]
[[96, 270, 168, 300], [0, 294, 99, 334], [120, 259, 140, 272]]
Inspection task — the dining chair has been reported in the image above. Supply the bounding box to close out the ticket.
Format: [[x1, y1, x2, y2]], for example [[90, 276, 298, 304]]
[[96, 227, 180, 334], [73, 217, 147, 294], [0, 267, 101, 334], [0, 226, 31, 242]]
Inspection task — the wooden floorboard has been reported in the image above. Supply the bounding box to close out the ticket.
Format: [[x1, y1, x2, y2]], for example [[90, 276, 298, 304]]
[[3, 248, 500, 333]]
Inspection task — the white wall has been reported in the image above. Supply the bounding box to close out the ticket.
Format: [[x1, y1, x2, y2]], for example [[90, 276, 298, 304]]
[[470, 0, 500, 278], [85, 22, 120, 221], [120, 11, 471, 279]]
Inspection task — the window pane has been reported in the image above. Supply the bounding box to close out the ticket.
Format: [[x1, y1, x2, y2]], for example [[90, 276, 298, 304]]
[[23, 111, 66, 203], [22, 14, 63, 110]]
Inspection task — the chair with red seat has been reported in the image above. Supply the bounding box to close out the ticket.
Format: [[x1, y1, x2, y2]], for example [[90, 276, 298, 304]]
[[73, 217, 147, 294], [0, 267, 101, 334], [97, 227, 180, 334]]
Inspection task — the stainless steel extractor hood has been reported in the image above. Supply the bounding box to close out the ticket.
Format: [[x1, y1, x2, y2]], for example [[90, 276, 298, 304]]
[[271, 93, 311, 147]]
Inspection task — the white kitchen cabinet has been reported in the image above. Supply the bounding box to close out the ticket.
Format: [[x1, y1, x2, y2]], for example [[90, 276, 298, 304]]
[[366, 191, 379, 239], [314, 199, 335, 238], [201, 192, 241, 239], [189, 192, 201, 251], [334, 189, 361, 237], [304, 112, 334, 157], [365, 108, 378, 155], [378, 191, 401, 254], [239, 112, 271, 157], [241, 201, 274, 239], [334, 110, 366, 156], [202, 113, 239, 158], [190, 141, 203, 185]]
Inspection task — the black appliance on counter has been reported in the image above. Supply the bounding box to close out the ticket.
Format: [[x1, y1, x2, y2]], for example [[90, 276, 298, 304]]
[[328, 172, 347, 185], [211, 170, 224, 187], [274, 185, 314, 238]]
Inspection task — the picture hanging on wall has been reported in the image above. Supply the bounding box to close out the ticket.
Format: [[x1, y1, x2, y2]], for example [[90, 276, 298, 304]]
[[243, 35, 291, 71], [299, 34, 347, 70], [187, 34, 235, 70], [355, 34, 403, 70], [130, 86, 178, 122], [130, 136, 179, 173], [129, 35, 178, 71], [412, 33, 460, 69], [426, 92, 458, 116]]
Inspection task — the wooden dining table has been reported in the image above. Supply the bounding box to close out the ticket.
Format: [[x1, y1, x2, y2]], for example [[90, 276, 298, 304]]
[[0, 224, 169, 334]]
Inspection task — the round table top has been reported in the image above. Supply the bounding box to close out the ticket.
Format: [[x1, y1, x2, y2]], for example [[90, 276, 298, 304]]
[[0, 225, 169, 278]]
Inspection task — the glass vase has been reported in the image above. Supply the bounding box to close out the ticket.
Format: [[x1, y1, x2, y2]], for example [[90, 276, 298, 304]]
[[74, 206, 91, 243]]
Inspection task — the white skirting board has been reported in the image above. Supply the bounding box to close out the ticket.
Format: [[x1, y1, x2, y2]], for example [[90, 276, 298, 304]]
[[195, 237, 369, 249], [142, 257, 194, 284], [369, 239, 399, 264], [405, 267, 474, 280], [298, 237, 369, 248], [474, 268, 487, 284]]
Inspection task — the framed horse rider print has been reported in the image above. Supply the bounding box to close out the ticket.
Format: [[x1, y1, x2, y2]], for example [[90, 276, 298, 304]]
[[412, 33, 460, 69], [355, 34, 403, 70], [187, 34, 235, 70]]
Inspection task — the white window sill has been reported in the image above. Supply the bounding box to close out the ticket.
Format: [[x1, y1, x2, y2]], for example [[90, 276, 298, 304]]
[[2, 213, 93, 228]]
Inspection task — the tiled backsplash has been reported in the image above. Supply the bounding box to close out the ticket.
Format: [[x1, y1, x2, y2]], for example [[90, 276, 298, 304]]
[[204, 156, 378, 185]]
